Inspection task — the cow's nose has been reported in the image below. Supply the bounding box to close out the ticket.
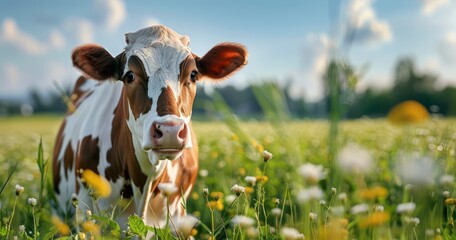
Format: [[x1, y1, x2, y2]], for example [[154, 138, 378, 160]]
[[150, 121, 187, 149]]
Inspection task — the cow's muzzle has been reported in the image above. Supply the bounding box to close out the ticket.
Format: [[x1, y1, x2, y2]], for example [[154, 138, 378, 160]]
[[143, 119, 188, 160]]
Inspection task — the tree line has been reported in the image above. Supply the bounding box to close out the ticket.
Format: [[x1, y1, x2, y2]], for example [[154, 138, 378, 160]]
[[1, 56, 455, 119]]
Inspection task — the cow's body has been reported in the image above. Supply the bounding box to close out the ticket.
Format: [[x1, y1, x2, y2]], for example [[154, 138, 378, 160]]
[[52, 25, 247, 230]]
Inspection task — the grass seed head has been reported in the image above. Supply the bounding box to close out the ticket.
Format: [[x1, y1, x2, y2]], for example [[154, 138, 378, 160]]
[[15, 184, 24, 196], [262, 150, 273, 162], [397, 202, 416, 214], [157, 183, 178, 198], [231, 184, 245, 196], [280, 227, 305, 240], [231, 215, 255, 228], [27, 197, 37, 207]]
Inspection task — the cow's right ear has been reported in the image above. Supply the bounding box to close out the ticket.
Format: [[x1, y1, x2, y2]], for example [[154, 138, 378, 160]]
[[72, 44, 123, 80]]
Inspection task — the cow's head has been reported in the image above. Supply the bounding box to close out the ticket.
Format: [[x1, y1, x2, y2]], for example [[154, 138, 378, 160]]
[[71, 25, 247, 162]]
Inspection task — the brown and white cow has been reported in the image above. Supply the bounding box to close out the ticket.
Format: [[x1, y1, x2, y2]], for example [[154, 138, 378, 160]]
[[52, 25, 247, 229]]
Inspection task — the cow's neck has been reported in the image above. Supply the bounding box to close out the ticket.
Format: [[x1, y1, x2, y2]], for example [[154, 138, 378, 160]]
[[107, 88, 151, 194]]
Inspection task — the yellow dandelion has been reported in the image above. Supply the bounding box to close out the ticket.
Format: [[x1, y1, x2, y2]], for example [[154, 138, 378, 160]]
[[329, 218, 349, 227], [358, 212, 390, 229], [210, 151, 219, 159], [81, 169, 112, 198], [256, 175, 269, 184], [51, 215, 70, 236], [244, 187, 255, 194], [191, 228, 198, 236], [231, 134, 239, 142], [206, 200, 224, 211], [191, 192, 199, 200], [82, 221, 101, 235], [239, 167, 246, 176], [210, 191, 224, 200], [318, 219, 349, 240], [357, 186, 388, 201], [445, 198, 456, 205], [387, 100, 429, 125], [251, 139, 264, 153]]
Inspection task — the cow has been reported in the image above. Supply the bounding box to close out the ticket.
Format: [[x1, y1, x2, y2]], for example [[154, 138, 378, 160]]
[[52, 25, 247, 231]]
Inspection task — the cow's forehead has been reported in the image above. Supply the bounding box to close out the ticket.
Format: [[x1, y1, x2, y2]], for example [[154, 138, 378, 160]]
[[124, 25, 191, 62]]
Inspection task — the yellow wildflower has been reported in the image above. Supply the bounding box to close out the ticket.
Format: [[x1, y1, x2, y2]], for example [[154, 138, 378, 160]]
[[251, 139, 264, 153], [210, 191, 224, 200], [231, 134, 239, 142], [210, 151, 219, 159], [445, 198, 456, 205], [191, 192, 199, 200], [319, 219, 349, 240], [51, 215, 70, 236], [358, 212, 390, 229], [82, 221, 101, 235], [244, 187, 254, 194], [239, 167, 246, 176], [357, 186, 388, 201], [387, 100, 429, 125], [256, 175, 269, 184], [81, 169, 112, 198], [207, 200, 224, 211]]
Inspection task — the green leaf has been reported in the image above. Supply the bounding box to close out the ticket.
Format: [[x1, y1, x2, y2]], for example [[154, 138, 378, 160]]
[[0, 226, 7, 236], [91, 215, 121, 237], [128, 215, 148, 238]]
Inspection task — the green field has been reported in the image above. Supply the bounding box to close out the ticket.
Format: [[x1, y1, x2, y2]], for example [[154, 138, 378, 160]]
[[0, 116, 455, 239]]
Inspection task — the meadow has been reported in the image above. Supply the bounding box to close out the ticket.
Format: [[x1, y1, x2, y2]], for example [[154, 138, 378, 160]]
[[0, 114, 455, 239]]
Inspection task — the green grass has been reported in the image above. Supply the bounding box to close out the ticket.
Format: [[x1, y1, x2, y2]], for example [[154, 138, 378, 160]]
[[0, 115, 455, 239]]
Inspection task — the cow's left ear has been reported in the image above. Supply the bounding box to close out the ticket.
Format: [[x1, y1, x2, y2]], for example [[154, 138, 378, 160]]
[[196, 43, 248, 81], [72, 44, 123, 80]]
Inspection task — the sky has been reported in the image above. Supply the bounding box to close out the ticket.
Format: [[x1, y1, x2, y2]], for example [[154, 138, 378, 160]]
[[0, 0, 455, 102]]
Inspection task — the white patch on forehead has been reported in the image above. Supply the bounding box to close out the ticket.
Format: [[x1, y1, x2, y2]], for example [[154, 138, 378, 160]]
[[123, 25, 191, 104]]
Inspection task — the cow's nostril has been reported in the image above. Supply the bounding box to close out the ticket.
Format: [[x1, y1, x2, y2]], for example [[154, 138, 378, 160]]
[[178, 124, 187, 140], [153, 124, 163, 139]]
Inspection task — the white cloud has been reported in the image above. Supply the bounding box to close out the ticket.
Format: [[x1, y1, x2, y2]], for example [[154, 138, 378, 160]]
[[347, 0, 392, 44], [290, 33, 331, 101], [93, 0, 126, 32], [49, 29, 66, 49], [439, 32, 456, 64], [0, 18, 47, 54], [65, 18, 94, 44], [144, 17, 161, 28], [421, 0, 449, 15]]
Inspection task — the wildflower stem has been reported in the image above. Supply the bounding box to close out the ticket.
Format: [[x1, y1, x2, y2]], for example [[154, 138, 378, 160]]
[[6, 196, 18, 239], [205, 195, 215, 239], [74, 205, 80, 233], [260, 162, 269, 238], [165, 197, 170, 240], [32, 206, 37, 240]]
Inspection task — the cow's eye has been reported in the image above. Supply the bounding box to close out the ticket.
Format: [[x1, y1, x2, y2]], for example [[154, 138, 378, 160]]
[[125, 71, 135, 83], [190, 71, 198, 82]]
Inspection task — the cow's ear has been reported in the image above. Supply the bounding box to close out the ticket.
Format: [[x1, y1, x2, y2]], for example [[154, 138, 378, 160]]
[[196, 43, 247, 81], [72, 44, 122, 80]]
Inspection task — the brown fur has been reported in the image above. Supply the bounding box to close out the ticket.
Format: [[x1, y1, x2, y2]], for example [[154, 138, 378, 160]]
[[156, 86, 180, 117], [106, 89, 148, 194], [72, 44, 118, 80], [124, 56, 152, 119]]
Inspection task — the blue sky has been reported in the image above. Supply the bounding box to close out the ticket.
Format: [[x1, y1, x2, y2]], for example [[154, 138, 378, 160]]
[[1, 0, 455, 101]]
